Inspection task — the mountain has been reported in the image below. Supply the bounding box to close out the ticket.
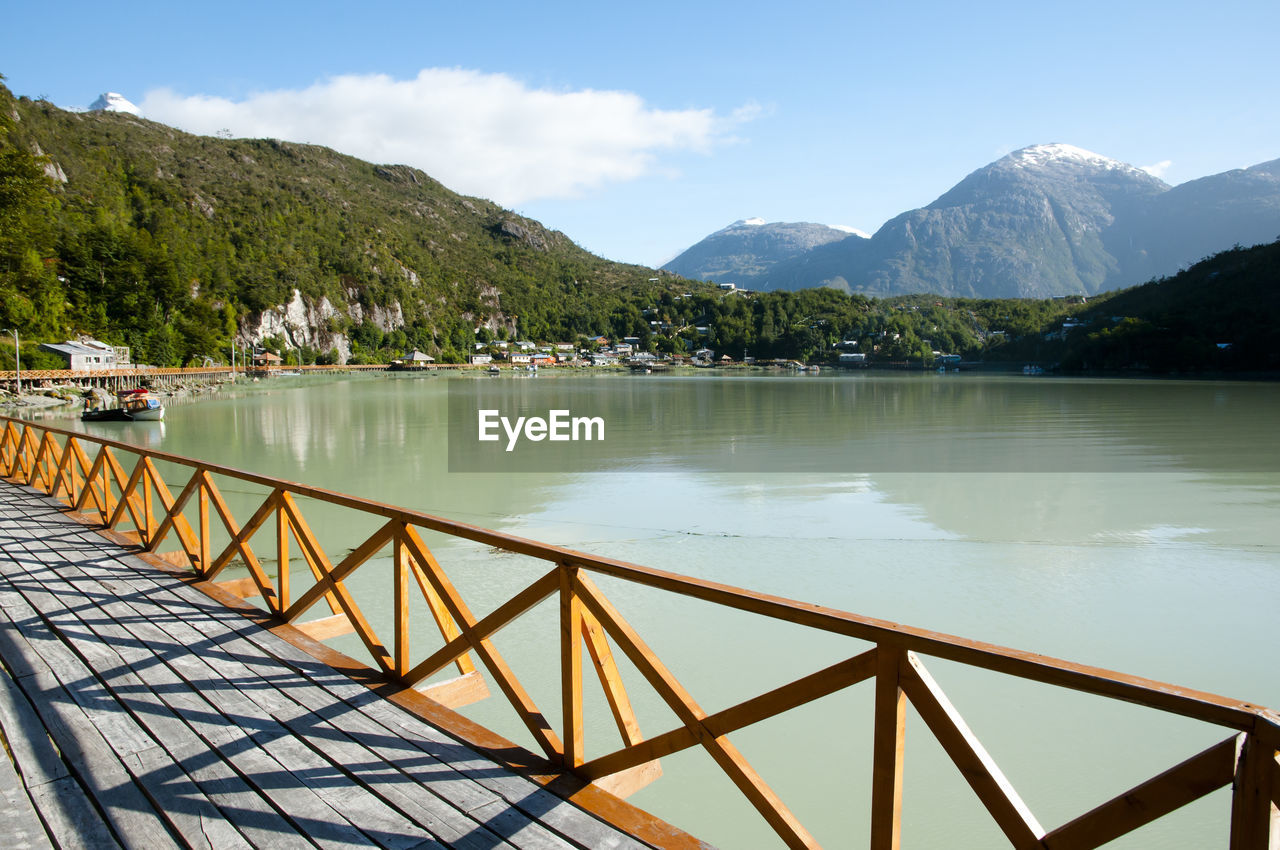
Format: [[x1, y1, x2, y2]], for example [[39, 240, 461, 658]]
[[87, 92, 140, 115], [671, 144, 1280, 298], [1118, 157, 1280, 283], [0, 84, 687, 366], [663, 218, 863, 288]]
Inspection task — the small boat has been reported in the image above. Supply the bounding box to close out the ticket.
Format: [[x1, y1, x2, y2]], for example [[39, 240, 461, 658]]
[[82, 390, 166, 422]]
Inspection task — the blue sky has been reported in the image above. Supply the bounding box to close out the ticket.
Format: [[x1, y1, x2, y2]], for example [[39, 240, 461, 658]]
[[3, 0, 1277, 266]]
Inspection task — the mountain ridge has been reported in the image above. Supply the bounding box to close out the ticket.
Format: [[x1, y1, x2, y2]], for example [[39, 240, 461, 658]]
[[666, 144, 1280, 298]]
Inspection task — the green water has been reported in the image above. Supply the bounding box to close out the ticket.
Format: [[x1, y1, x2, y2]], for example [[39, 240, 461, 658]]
[[65, 371, 1280, 848]]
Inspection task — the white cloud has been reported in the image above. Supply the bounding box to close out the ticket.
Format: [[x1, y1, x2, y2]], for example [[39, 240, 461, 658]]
[[1141, 159, 1173, 179], [141, 69, 747, 206]]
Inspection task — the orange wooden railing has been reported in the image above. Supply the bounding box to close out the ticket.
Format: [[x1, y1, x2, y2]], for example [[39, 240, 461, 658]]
[[2, 414, 1277, 849]]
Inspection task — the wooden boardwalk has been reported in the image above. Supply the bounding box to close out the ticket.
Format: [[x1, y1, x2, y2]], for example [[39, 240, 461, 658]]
[[0, 482, 691, 850]]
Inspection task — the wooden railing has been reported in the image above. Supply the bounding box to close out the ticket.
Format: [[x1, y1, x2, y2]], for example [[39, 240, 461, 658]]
[[2, 414, 1277, 849]]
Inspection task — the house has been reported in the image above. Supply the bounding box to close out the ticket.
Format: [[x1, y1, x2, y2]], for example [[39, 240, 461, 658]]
[[253, 351, 283, 366], [510, 353, 532, 365], [718, 283, 737, 291], [469, 353, 493, 365], [39, 338, 130, 371], [838, 353, 867, 364], [389, 350, 436, 371], [614, 343, 634, 355]]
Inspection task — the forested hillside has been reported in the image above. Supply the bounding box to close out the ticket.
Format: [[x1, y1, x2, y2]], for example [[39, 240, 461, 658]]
[[0, 79, 686, 366]]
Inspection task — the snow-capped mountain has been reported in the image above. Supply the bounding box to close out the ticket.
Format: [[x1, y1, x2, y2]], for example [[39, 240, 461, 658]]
[[670, 144, 1280, 298], [88, 92, 140, 115], [663, 218, 865, 287]]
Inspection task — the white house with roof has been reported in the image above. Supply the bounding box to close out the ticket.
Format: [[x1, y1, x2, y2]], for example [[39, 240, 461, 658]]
[[39, 338, 130, 371]]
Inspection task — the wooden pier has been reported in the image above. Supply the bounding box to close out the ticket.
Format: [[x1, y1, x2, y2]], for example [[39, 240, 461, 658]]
[[1, 414, 1277, 849], [0, 484, 697, 849]]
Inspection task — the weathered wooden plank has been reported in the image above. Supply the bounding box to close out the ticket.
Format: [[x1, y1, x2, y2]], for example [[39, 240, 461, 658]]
[[3, 539, 370, 850], [17, 668, 181, 848], [26, 776, 124, 850], [0, 661, 71, 788], [0, 737, 54, 850], [124, 744, 254, 850], [65, 563, 446, 850], [33, 574, 316, 850]]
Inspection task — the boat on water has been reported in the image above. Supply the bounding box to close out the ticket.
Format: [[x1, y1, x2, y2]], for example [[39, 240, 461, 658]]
[[82, 389, 165, 422]]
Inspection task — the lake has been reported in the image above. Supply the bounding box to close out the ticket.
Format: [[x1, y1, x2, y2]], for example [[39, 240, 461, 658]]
[[66, 370, 1280, 848]]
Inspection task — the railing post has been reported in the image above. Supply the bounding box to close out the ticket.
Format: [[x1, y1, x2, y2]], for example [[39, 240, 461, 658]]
[[277, 501, 291, 611], [1230, 734, 1279, 849], [871, 644, 907, 850], [560, 561, 583, 769], [394, 526, 409, 678], [197, 476, 210, 575]]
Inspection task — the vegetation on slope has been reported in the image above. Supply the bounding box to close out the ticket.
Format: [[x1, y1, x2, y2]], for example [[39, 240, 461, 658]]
[[1, 77, 1275, 375], [0, 79, 689, 366]]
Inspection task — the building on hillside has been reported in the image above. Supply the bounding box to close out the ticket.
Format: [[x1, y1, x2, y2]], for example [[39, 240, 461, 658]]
[[390, 350, 435, 370], [39, 338, 130, 371]]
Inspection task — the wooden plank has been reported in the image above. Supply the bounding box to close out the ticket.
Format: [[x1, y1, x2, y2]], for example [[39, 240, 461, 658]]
[[58, 560, 428, 850], [27, 776, 124, 850], [901, 650, 1045, 848], [294, 612, 357, 641], [15, 668, 181, 847], [870, 645, 906, 850], [3, 536, 368, 850], [0, 735, 53, 850], [30, 572, 315, 850], [268, 697, 504, 850], [68, 560, 461, 850], [124, 744, 254, 850], [1042, 735, 1238, 849], [0, 658, 71, 788], [215, 576, 264, 599], [2, 572, 272, 850], [1231, 733, 1279, 850], [418, 670, 491, 710], [560, 564, 584, 768]]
